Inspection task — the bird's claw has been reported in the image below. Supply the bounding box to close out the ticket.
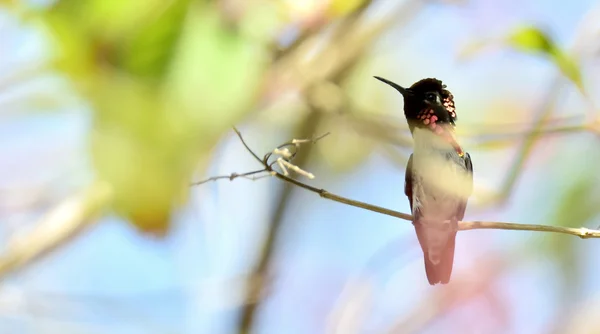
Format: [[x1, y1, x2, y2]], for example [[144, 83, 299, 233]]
[[451, 218, 459, 232]]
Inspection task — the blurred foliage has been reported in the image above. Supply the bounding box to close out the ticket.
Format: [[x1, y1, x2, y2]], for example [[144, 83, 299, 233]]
[[543, 153, 600, 301], [546, 177, 594, 273], [460, 25, 583, 91], [5, 0, 378, 235], [328, 0, 369, 18], [460, 24, 588, 205], [2, 0, 600, 332], [507, 26, 582, 90], [507, 26, 554, 54], [314, 57, 387, 172], [277, 0, 370, 25], [31, 0, 269, 234], [316, 114, 375, 172]]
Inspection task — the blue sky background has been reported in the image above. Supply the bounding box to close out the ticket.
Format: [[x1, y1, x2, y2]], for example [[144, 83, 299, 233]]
[[1, 0, 600, 333]]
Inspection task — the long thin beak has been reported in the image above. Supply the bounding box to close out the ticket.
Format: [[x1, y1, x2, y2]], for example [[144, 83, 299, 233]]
[[373, 76, 409, 96]]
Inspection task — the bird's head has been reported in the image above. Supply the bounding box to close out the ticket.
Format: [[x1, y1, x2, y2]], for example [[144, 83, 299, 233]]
[[374, 76, 463, 155]]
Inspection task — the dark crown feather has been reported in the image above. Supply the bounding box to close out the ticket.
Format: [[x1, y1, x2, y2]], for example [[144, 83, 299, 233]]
[[410, 78, 456, 122]]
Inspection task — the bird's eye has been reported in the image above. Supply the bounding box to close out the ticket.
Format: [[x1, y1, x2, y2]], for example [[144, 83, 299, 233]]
[[425, 93, 438, 103]]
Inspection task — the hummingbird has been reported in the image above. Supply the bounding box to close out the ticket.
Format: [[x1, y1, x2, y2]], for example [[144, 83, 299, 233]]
[[374, 76, 474, 285]]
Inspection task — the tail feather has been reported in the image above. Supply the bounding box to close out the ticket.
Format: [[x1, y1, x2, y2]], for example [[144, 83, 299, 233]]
[[414, 220, 457, 285], [423, 235, 456, 285]]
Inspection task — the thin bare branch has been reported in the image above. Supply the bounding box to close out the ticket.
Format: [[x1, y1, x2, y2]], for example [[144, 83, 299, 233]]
[[190, 169, 272, 186], [276, 171, 600, 238], [459, 221, 600, 239], [233, 127, 264, 165], [293, 131, 332, 144], [273, 173, 413, 221], [195, 128, 600, 240]]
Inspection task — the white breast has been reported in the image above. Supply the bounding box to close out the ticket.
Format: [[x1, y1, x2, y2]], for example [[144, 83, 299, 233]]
[[411, 128, 471, 199]]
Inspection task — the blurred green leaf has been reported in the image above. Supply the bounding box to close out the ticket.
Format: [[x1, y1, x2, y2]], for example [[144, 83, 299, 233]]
[[507, 26, 553, 53], [117, 0, 191, 80], [42, 0, 191, 82], [38, 1, 267, 235], [164, 3, 267, 139], [90, 77, 186, 235], [507, 25, 582, 90], [459, 26, 583, 90], [328, 0, 368, 17], [550, 51, 582, 91]]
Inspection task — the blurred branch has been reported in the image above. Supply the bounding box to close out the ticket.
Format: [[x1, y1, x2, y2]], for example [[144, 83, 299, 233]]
[[194, 128, 600, 239], [0, 182, 112, 278], [232, 2, 429, 325], [234, 0, 422, 322], [349, 111, 599, 152], [236, 112, 324, 334], [262, 0, 425, 107], [496, 78, 564, 202], [463, 9, 600, 204]]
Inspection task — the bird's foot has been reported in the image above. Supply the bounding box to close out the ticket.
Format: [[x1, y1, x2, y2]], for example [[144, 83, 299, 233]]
[[439, 219, 459, 232], [451, 218, 459, 232]]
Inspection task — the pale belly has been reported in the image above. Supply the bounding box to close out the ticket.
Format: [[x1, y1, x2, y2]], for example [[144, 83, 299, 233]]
[[411, 129, 471, 219]]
